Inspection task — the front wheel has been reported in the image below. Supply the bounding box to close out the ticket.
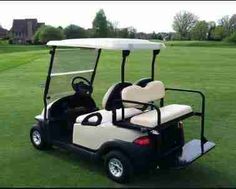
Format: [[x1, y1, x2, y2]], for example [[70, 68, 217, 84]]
[[104, 151, 133, 183], [30, 125, 50, 150]]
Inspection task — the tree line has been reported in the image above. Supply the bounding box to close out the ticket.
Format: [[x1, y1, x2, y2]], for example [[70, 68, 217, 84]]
[[33, 9, 137, 44], [33, 9, 236, 44], [172, 11, 236, 42]]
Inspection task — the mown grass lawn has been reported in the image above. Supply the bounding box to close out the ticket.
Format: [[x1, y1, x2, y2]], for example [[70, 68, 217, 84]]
[[0, 42, 236, 187]]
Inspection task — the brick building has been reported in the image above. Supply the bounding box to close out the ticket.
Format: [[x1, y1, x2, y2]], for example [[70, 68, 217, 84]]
[[10, 19, 44, 44]]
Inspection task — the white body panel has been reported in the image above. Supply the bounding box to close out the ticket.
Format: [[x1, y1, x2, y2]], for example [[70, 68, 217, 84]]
[[35, 100, 58, 120], [74, 107, 145, 150], [73, 123, 146, 150]]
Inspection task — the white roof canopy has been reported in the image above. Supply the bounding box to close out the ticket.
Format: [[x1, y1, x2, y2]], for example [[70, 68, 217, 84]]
[[47, 38, 165, 50]]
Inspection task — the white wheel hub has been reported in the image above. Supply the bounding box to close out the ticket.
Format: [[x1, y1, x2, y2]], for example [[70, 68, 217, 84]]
[[108, 158, 124, 178], [32, 130, 41, 146]]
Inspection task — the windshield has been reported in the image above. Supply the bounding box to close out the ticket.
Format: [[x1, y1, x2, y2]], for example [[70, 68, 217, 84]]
[[47, 47, 98, 102]]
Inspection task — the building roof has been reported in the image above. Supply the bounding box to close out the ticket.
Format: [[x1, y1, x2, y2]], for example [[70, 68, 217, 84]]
[[11, 19, 38, 33], [47, 38, 165, 50]]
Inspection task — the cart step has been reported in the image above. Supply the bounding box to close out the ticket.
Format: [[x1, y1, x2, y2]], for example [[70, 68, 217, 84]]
[[171, 139, 215, 168]]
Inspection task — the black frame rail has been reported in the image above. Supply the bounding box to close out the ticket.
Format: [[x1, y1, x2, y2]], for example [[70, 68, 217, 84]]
[[43, 46, 56, 121], [112, 88, 207, 144], [43, 47, 102, 121], [165, 88, 207, 144]]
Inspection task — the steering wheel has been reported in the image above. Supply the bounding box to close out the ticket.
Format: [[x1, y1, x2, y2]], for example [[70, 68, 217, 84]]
[[71, 76, 93, 95]]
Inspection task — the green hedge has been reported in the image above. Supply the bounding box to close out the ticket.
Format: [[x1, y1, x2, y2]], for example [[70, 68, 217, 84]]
[[0, 39, 9, 45]]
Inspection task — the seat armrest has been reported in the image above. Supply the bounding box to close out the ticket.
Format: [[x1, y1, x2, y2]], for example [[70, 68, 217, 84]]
[[165, 88, 205, 99], [113, 99, 161, 126], [81, 112, 102, 126], [165, 87, 206, 143], [165, 87, 205, 115]]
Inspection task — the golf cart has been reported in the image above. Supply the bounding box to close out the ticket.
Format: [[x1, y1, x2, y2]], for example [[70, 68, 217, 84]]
[[30, 38, 215, 183]]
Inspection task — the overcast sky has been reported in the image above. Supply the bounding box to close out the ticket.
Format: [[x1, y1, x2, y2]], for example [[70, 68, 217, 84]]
[[0, 1, 236, 33]]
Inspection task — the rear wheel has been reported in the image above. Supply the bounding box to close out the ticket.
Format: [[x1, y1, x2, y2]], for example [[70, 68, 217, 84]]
[[30, 125, 51, 150], [104, 151, 133, 183]]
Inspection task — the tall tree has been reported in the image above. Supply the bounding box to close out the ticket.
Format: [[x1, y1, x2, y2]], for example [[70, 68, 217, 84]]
[[225, 31, 236, 43], [110, 21, 119, 37], [127, 27, 136, 38], [117, 27, 136, 38], [211, 25, 226, 41], [64, 24, 86, 39], [217, 14, 236, 38], [229, 14, 236, 33], [207, 21, 216, 40], [118, 28, 129, 38], [107, 21, 117, 37], [218, 15, 231, 36], [33, 25, 45, 44], [190, 20, 208, 40], [172, 11, 198, 40], [33, 25, 64, 44], [92, 9, 108, 37]]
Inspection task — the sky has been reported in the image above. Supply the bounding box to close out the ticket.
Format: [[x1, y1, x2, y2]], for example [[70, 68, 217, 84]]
[[0, 1, 236, 33]]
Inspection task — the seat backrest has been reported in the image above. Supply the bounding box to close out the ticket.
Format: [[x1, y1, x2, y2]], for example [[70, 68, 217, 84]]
[[102, 82, 132, 110], [121, 80, 165, 108]]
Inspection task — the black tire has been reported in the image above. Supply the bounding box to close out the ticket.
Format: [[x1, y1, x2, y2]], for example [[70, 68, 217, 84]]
[[30, 125, 50, 150], [104, 150, 133, 183]]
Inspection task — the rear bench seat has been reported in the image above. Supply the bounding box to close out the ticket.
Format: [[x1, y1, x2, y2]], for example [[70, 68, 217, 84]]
[[121, 81, 193, 128], [130, 104, 192, 128]]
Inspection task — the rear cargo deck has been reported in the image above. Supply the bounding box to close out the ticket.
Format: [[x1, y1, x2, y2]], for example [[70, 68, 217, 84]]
[[164, 139, 215, 169]]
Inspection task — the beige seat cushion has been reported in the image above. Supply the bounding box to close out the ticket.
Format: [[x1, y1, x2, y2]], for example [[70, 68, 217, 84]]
[[76, 108, 142, 124], [130, 104, 192, 128]]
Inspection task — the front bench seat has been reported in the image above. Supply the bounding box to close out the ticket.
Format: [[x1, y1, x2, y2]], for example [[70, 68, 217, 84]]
[[76, 108, 142, 124], [76, 82, 142, 125], [121, 80, 193, 128]]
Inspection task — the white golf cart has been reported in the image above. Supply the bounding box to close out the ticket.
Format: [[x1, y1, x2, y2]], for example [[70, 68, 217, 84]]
[[30, 38, 215, 183]]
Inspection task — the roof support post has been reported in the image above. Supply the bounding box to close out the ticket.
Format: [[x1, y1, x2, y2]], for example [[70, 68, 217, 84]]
[[121, 50, 130, 120], [121, 50, 130, 83], [151, 49, 160, 81], [43, 46, 56, 121], [90, 49, 102, 86]]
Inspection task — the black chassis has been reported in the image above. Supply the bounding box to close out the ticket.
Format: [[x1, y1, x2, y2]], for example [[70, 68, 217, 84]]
[[35, 117, 181, 172], [34, 117, 155, 171]]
